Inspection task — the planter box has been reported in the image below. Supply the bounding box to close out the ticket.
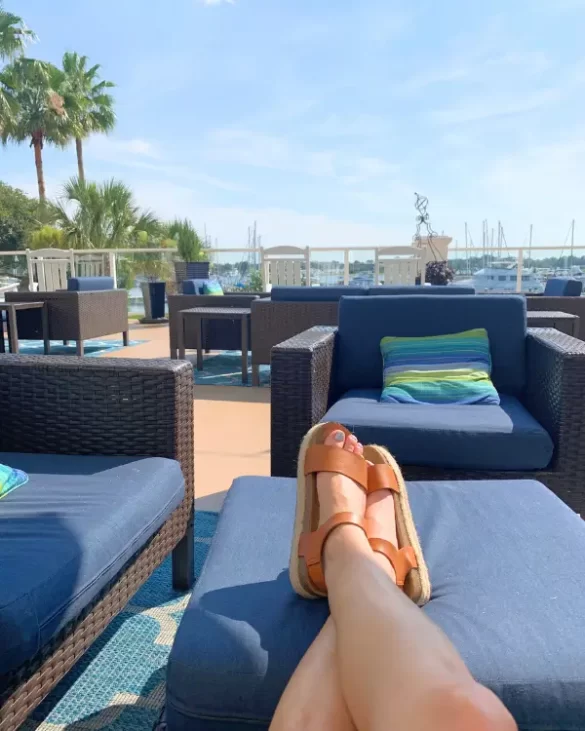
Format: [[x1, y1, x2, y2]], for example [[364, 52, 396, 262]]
[[141, 281, 168, 322]]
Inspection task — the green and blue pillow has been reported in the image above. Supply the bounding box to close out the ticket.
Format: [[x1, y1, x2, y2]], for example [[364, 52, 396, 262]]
[[0, 463, 28, 500], [380, 328, 500, 405], [202, 279, 224, 296]]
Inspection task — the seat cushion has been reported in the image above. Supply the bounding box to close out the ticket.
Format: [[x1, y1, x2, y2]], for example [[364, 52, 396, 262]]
[[166, 476, 585, 731], [0, 453, 184, 681], [336, 295, 526, 395], [271, 286, 368, 302], [322, 390, 553, 470], [67, 276, 115, 291]]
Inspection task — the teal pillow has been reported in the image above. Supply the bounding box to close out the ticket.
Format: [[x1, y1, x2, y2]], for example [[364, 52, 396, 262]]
[[380, 328, 500, 405], [202, 279, 224, 296]]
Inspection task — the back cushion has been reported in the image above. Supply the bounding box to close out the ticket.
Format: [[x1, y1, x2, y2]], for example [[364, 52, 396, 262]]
[[182, 279, 206, 295], [336, 295, 526, 395], [68, 276, 114, 292], [271, 286, 368, 302], [368, 285, 475, 296], [544, 278, 583, 297]]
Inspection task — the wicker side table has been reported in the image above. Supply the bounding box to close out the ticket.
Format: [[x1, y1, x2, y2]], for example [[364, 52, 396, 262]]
[[177, 307, 252, 384], [527, 310, 580, 338], [0, 301, 49, 354]]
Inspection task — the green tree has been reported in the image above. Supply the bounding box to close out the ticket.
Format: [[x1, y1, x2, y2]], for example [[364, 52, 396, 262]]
[[167, 218, 207, 262], [0, 4, 36, 130], [0, 180, 39, 250], [60, 52, 115, 182], [28, 224, 65, 249], [0, 59, 68, 201], [51, 176, 160, 249]]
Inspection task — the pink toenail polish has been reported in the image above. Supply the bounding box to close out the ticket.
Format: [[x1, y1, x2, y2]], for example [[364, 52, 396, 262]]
[[334, 431, 344, 442], [349, 434, 357, 442]]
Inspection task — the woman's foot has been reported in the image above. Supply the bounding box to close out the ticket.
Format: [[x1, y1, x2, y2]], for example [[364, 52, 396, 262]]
[[316, 429, 366, 526]]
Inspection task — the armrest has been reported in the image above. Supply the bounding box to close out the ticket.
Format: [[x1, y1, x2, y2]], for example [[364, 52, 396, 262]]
[[0, 356, 194, 501], [525, 329, 585, 471], [271, 327, 337, 477]]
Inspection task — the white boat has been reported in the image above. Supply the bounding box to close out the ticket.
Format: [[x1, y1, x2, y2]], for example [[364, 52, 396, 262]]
[[467, 264, 544, 294]]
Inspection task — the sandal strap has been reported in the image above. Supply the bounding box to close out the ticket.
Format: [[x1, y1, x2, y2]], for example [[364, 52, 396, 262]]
[[298, 512, 367, 593], [368, 536, 417, 587], [368, 463, 400, 494], [305, 445, 369, 492]]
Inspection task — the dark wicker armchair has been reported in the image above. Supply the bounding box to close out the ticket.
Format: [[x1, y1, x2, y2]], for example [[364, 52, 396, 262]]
[[5, 290, 129, 356], [0, 357, 194, 731], [271, 299, 585, 513]]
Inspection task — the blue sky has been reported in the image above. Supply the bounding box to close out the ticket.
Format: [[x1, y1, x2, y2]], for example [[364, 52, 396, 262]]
[[2, 0, 585, 251]]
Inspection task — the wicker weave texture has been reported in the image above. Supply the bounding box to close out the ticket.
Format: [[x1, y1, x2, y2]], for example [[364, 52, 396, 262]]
[[5, 291, 128, 342], [251, 299, 339, 368], [270, 327, 585, 513], [0, 356, 194, 731]]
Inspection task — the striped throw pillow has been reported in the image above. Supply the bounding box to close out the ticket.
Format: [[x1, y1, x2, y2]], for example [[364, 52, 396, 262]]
[[380, 328, 500, 405]]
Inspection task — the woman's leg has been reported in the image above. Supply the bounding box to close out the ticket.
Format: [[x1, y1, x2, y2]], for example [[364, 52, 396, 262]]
[[270, 434, 364, 731], [318, 430, 517, 731]]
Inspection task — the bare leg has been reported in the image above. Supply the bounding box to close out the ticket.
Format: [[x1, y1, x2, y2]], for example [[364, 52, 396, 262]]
[[272, 430, 516, 731], [319, 431, 517, 731], [270, 435, 364, 731]]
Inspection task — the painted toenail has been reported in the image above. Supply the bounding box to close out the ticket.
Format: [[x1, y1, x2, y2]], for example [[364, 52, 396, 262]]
[[334, 431, 345, 442], [349, 434, 357, 442]]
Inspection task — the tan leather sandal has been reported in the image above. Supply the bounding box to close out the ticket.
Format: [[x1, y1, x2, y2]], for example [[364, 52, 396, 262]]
[[363, 445, 431, 606], [290, 422, 369, 598]]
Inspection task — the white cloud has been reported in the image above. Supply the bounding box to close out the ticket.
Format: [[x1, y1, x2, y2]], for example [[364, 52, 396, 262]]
[[204, 128, 399, 185], [200, 0, 235, 5]]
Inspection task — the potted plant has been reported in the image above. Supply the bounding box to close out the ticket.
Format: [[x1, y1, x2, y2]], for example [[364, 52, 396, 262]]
[[168, 219, 209, 287], [425, 260, 454, 285]]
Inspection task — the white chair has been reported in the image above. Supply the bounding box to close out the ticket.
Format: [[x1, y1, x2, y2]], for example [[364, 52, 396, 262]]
[[260, 246, 311, 290], [374, 246, 425, 286], [26, 249, 76, 292]]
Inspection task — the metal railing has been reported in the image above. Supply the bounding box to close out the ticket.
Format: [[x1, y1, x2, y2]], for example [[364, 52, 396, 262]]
[[1, 245, 585, 305]]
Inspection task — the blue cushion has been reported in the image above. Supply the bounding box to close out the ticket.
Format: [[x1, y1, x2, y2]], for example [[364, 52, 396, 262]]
[[368, 285, 475, 295], [182, 279, 207, 295], [336, 295, 526, 395], [271, 286, 368, 302], [0, 453, 184, 680], [544, 278, 583, 296], [166, 476, 585, 730], [67, 276, 115, 292], [322, 390, 553, 470]]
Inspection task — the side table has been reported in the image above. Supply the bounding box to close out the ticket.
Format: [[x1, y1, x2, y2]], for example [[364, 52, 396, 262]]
[[0, 301, 50, 354], [177, 307, 252, 384]]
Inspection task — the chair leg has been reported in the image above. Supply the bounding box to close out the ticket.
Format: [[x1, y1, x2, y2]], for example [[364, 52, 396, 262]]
[[63, 340, 68, 346], [172, 518, 194, 590], [123, 331, 129, 346], [252, 365, 260, 387], [76, 341, 84, 356]]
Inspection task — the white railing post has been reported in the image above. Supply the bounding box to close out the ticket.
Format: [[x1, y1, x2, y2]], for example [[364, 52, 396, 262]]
[[305, 246, 311, 286], [25, 249, 34, 291], [69, 250, 76, 277], [374, 248, 380, 285], [516, 248, 524, 292], [108, 250, 118, 287], [344, 250, 350, 285]]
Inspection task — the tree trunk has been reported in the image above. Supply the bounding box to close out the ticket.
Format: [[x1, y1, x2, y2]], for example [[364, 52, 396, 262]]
[[76, 137, 85, 182], [33, 135, 46, 202]]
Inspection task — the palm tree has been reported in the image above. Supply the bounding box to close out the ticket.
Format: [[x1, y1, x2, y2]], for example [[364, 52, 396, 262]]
[[52, 177, 160, 249], [0, 59, 67, 201], [0, 5, 35, 60], [0, 5, 36, 130], [60, 52, 115, 181]]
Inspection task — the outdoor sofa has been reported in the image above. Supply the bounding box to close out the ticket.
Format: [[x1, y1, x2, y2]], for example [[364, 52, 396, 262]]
[[0, 356, 194, 731]]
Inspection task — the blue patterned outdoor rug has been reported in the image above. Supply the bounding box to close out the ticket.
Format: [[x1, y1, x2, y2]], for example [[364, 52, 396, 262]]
[[2, 339, 146, 357], [22, 511, 218, 731], [193, 350, 270, 387]]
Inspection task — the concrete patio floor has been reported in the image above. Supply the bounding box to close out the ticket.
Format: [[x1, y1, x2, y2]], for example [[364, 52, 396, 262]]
[[101, 322, 271, 511]]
